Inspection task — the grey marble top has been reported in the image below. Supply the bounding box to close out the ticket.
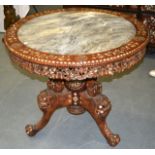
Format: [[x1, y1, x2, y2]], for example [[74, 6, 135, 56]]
[[18, 11, 136, 55]]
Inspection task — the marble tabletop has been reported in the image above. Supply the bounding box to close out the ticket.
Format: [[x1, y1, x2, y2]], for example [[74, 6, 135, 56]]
[[18, 11, 136, 55]]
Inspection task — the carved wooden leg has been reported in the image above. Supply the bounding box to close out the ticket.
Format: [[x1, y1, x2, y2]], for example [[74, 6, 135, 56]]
[[25, 80, 72, 136], [3, 5, 20, 30], [79, 80, 120, 146], [25, 90, 56, 136]]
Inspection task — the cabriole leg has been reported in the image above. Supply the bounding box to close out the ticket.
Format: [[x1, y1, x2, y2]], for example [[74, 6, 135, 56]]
[[25, 80, 72, 136], [79, 80, 120, 146]]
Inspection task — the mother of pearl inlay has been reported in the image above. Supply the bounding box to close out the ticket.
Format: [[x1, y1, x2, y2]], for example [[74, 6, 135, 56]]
[[18, 11, 136, 55]]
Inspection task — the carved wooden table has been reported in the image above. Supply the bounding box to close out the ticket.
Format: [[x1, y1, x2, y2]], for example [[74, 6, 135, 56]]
[[4, 8, 148, 147]]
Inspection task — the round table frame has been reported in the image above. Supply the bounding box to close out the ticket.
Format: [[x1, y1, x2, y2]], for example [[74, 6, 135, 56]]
[[4, 8, 149, 147]]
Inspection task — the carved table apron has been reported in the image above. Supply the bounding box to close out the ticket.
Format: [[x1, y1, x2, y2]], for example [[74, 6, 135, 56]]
[[4, 8, 149, 147]]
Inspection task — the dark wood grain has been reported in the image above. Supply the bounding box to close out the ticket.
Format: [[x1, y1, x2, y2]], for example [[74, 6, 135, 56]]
[[3, 5, 20, 30]]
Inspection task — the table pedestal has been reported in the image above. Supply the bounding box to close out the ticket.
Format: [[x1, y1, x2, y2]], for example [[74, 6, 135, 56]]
[[25, 79, 120, 146]]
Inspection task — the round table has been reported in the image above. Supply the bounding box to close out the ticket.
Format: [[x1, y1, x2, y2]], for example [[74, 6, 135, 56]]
[[4, 8, 148, 147]]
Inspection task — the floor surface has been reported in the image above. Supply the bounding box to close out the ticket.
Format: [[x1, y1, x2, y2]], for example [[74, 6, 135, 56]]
[[0, 32, 155, 149]]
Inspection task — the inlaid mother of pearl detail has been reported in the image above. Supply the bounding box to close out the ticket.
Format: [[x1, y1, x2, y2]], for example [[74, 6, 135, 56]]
[[18, 11, 136, 55]]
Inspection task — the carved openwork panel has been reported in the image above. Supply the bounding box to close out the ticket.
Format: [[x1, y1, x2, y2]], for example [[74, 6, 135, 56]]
[[9, 48, 146, 81]]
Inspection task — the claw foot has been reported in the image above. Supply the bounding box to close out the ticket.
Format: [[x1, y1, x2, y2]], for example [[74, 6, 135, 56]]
[[107, 134, 120, 147], [25, 124, 38, 137]]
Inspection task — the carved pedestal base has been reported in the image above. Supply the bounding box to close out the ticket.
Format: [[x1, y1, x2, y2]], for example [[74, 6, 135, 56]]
[[25, 79, 120, 147]]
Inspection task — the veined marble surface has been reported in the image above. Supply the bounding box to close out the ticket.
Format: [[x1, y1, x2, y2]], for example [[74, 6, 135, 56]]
[[18, 11, 136, 55]]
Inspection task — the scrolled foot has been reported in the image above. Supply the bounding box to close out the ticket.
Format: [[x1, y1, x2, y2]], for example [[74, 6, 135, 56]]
[[25, 124, 38, 137], [107, 134, 120, 147]]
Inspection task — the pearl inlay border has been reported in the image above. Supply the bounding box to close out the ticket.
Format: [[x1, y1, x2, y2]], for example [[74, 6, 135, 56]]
[[4, 8, 149, 70]]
